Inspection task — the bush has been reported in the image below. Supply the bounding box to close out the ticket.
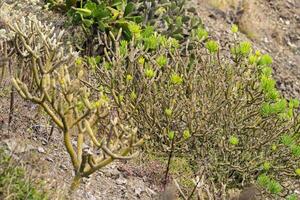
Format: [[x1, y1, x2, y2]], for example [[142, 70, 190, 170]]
[[0, 148, 48, 200], [87, 25, 300, 197], [47, 0, 202, 55], [7, 17, 143, 190]]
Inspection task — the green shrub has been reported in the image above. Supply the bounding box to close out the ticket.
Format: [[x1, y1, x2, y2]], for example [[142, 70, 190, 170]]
[[47, 0, 203, 55], [0, 149, 48, 200], [87, 25, 300, 197]]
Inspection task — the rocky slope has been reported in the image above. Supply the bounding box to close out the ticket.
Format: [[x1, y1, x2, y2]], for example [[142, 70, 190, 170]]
[[0, 0, 299, 199]]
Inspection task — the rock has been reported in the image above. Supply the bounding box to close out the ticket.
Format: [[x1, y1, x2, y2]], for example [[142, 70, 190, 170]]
[[37, 146, 45, 153], [60, 164, 67, 171], [238, 185, 259, 200], [45, 157, 54, 162], [146, 187, 157, 196], [134, 187, 143, 197], [116, 176, 127, 185]]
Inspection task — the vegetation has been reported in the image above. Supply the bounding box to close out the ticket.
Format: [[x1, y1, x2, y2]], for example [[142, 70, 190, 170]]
[[88, 23, 300, 198], [46, 0, 202, 56], [0, 0, 299, 199], [5, 17, 143, 190], [0, 148, 48, 200]]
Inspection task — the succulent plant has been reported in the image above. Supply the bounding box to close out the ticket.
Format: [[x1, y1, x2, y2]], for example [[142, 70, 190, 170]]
[[7, 17, 143, 190], [86, 26, 300, 197]]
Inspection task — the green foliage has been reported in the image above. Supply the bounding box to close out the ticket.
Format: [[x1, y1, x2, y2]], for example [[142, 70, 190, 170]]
[[144, 68, 155, 79], [67, 0, 142, 38], [258, 54, 273, 66], [0, 149, 48, 200], [156, 55, 168, 68], [260, 100, 288, 117], [281, 134, 294, 147], [262, 162, 271, 171], [170, 73, 183, 85], [290, 144, 300, 157], [164, 108, 173, 117], [257, 174, 282, 195], [168, 131, 175, 140], [86, 24, 300, 197], [295, 168, 300, 176], [229, 136, 239, 145], [193, 27, 208, 41], [231, 24, 239, 33], [183, 130, 191, 140], [231, 41, 252, 57], [286, 194, 298, 200], [8, 0, 300, 197], [205, 40, 219, 53], [50, 0, 203, 51]]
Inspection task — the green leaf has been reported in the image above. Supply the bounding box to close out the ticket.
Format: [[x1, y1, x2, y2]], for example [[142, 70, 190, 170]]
[[130, 91, 137, 100], [93, 4, 111, 19], [156, 55, 168, 68], [173, 34, 184, 40], [257, 174, 270, 187], [295, 168, 300, 176], [289, 99, 300, 108], [170, 73, 183, 85], [107, 6, 120, 20], [144, 35, 159, 50], [229, 136, 239, 145], [112, 0, 123, 6], [205, 40, 219, 54], [231, 24, 239, 33], [258, 54, 273, 66], [74, 8, 92, 17], [286, 194, 298, 200], [98, 21, 107, 31], [124, 2, 136, 16], [290, 145, 300, 157], [183, 130, 191, 139], [141, 26, 154, 38], [281, 134, 294, 147], [164, 108, 172, 117], [248, 54, 258, 64], [268, 180, 282, 194], [195, 27, 208, 41], [144, 68, 155, 79], [83, 19, 94, 27], [126, 74, 133, 82], [261, 66, 273, 77], [262, 162, 271, 171], [168, 131, 175, 140], [84, 1, 97, 14]]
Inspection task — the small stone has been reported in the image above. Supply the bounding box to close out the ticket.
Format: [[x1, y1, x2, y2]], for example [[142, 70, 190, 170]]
[[145, 188, 157, 196], [134, 187, 143, 197], [285, 20, 290, 25], [60, 164, 67, 170], [45, 157, 54, 162], [116, 176, 127, 185], [37, 147, 45, 153]]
